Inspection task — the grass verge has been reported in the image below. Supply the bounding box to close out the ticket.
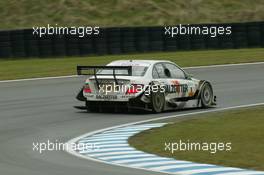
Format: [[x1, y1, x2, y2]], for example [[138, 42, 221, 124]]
[[1, 0, 264, 29], [129, 106, 264, 171], [0, 48, 264, 80]]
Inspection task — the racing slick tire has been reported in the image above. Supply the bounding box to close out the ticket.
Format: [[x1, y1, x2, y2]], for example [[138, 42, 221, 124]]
[[200, 82, 214, 108], [151, 89, 165, 113], [85, 101, 99, 112]]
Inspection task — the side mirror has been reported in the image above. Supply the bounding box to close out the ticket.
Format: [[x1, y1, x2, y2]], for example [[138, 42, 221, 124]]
[[186, 74, 193, 79]]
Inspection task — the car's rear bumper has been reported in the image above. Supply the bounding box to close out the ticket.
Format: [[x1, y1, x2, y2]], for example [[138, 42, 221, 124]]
[[85, 95, 151, 111], [76, 88, 138, 102]]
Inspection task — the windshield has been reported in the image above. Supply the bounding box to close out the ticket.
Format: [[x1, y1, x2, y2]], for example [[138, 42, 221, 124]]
[[96, 66, 148, 76]]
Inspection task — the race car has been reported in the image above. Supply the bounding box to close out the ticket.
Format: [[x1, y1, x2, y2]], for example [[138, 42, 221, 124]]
[[76, 60, 216, 113]]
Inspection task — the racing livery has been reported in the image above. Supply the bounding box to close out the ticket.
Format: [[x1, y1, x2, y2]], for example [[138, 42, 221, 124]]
[[76, 60, 216, 113]]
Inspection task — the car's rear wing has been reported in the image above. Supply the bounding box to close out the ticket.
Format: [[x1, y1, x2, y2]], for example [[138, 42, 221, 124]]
[[77, 66, 132, 76], [77, 65, 132, 86]]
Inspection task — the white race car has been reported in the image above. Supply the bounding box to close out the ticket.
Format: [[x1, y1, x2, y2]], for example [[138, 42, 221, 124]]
[[76, 60, 216, 113]]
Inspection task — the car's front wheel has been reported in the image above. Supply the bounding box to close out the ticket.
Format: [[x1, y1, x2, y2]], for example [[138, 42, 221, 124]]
[[200, 82, 214, 108]]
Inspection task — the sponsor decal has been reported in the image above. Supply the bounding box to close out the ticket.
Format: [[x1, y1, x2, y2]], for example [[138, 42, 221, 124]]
[[95, 95, 117, 100], [165, 80, 188, 94], [121, 95, 132, 98], [188, 87, 194, 96]]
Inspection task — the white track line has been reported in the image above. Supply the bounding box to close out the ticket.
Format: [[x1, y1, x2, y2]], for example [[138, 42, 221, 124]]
[[183, 61, 264, 69], [78, 140, 127, 144], [100, 154, 153, 160], [112, 157, 169, 164], [88, 151, 142, 157], [79, 148, 135, 154], [150, 163, 215, 171], [216, 171, 264, 175], [96, 144, 129, 148], [86, 134, 135, 139], [66, 102, 264, 175], [88, 132, 138, 137], [176, 167, 242, 175], [1, 61, 263, 83], [131, 160, 190, 167], [78, 137, 128, 142], [0, 75, 78, 83]]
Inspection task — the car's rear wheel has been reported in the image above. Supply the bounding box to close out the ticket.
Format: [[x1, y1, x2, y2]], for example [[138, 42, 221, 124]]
[[200, 82, 213, 108], [151, 89, 165, 113], [86, 101, 99, 112]]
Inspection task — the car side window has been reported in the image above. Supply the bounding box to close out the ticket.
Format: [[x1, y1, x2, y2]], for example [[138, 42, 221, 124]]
[[152, 67, 159, 79], [164, 63, 186, 79], [153, 63, 167, 79]]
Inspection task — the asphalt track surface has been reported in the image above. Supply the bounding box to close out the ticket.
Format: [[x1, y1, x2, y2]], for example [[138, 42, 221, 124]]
[[0, 63, 264, 175]]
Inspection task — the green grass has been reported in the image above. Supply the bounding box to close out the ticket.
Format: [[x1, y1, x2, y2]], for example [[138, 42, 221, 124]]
[[0, 48, 264, 80], [129, 106, 264, 171], [0, 0, 264, 29]]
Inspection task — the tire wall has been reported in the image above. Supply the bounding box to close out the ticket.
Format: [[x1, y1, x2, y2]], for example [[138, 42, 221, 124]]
[[0, 21, 263, 59]]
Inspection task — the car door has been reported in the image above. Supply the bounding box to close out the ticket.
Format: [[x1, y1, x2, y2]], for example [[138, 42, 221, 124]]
[[152, 63, 197, 99], [164, 62, 198, 98]]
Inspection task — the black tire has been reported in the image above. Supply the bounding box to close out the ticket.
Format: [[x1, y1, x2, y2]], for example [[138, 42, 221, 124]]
[[200, 82, 213, 108], [151, 88, 165, 113], [85, 101, 99, 112]]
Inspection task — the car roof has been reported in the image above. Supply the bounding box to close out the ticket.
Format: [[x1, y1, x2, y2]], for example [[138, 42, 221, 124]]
[[108, 60, 173, 66]]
